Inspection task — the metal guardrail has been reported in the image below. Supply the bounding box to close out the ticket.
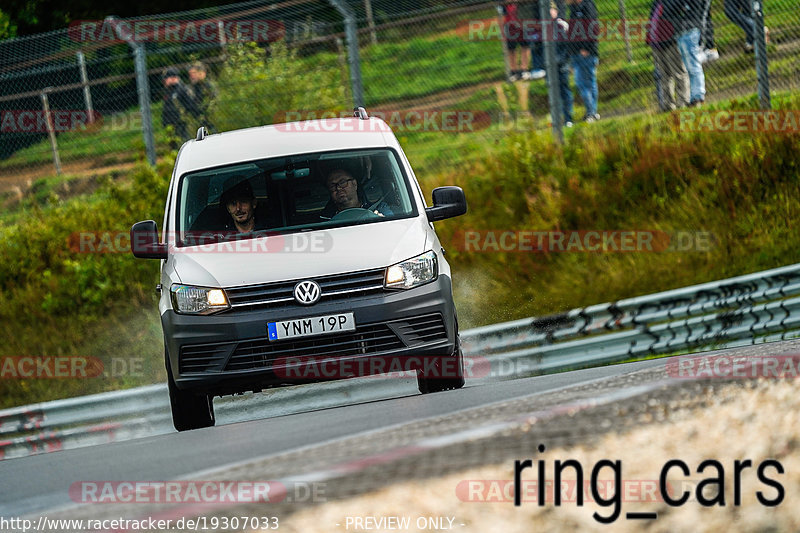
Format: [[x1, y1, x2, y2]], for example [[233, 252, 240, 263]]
[[3, 263, 800, 460]]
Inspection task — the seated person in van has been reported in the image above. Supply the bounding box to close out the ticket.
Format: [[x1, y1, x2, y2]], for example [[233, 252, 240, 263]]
[[221, 178, 262, 233], [323, 168, 393, 218]]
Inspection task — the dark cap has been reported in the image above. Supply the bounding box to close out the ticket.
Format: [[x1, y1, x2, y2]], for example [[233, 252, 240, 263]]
[[220, 178, 254, 205], [163, 67, 180, 79]]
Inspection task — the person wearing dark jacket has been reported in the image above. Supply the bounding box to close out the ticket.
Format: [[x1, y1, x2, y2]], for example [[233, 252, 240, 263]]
[[567, 0, 599, 122], [663, 0, 711, 106], [188, 61, 217, 131], [647, 0, 690, 111], [161, 67, 201, 144]]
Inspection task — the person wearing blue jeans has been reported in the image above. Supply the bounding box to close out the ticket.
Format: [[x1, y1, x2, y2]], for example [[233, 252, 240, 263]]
[[724, 0, 756, 50], [567, 0, 599, 121], [665, 0, 711, 106], [676, 28, 705, 105]]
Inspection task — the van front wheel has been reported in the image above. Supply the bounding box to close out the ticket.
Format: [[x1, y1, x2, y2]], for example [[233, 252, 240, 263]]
[[166, 354, 215, 431], [417, 334, 466, 394]]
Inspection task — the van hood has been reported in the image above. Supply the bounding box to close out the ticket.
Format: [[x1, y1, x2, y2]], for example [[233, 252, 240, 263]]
[[169, 217, 430, 288]]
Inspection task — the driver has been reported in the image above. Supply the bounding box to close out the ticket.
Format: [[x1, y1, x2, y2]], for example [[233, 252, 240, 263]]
[[325, 168, 392, 217], [220, 179, 261, 233]]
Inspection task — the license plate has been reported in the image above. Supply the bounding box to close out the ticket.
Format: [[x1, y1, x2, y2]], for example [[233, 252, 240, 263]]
[[267, 312, 356, 341]]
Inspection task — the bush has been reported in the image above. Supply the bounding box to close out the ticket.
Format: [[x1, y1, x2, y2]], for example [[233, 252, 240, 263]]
[[210, 41, 347, 131]]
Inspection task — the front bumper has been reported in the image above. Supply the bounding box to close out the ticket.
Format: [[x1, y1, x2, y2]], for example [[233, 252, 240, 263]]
[[162, 275, 457, 395]]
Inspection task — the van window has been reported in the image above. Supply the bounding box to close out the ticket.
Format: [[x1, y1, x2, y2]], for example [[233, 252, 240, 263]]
[[175, 149, 416, 246]]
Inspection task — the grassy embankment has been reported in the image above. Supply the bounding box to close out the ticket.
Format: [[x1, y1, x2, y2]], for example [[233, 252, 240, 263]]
[[3, 0, 796, 181], [2, 89, 800, 409]]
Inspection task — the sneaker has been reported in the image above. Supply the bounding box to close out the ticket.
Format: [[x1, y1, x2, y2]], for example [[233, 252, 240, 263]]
[[520, 71, 532, 81], [508, 73, 520, 82], [530, 69, 546, 80], [689, 98, 704, 108], [744, 42, 754, 53], [583, 114, 596, 123], [701, 48, 719, 63], [564, 121, 574, 128]]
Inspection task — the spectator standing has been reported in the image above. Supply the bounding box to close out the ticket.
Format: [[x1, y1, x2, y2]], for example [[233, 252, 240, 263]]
[[700, 6, 719, 63], [162, 67, 201, 144], [517, 0, 547, 79], [663, 0, 711, 107], [501, 2, 531, 81], [724, 0, 766, 52], [647, 0, 690, 111], [567, 0, 599, 122], [188, 61, 218, 130]]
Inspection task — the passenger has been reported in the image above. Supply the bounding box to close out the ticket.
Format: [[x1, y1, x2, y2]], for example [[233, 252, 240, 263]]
[[325, 168, 393, 218]]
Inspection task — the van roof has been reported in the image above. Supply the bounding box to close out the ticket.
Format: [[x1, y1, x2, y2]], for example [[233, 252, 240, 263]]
[[174, 117, 399, 175]]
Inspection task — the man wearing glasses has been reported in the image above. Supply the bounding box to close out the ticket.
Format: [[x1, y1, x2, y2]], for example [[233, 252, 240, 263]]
[[325, 168, 393, 218]]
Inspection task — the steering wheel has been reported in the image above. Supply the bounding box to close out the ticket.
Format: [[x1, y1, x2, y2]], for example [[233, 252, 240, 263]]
[[330, 207, 381, 222]]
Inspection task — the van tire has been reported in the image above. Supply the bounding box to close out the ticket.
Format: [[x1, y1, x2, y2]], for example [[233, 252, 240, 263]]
[[166, 351, 215, 431], [417, 330, 466, 394]]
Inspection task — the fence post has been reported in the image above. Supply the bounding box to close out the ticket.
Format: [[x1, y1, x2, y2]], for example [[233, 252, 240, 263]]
[[335, 37, 352, 102], [328, 0, 365, 108], [133, 45, 157, 166], [106, 16, 157, 166], [540, 0, 564, 144], [76, 51, 95, 123], [40, 88, 62, 175], [617, 0, 634, 63], [751, 0, 771, 109], [364, 0, 378, 45]]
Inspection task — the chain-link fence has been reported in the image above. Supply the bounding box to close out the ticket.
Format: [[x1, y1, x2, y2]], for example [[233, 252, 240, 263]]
[[0, 0, 798, 189]]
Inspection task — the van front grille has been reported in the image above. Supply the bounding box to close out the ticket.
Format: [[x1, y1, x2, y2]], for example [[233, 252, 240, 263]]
[[225, 268, 386, 310]]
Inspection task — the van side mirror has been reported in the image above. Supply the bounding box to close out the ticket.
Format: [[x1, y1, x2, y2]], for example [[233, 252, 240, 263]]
[[131, 220, 168, 259], [426, 186, 467, 222]]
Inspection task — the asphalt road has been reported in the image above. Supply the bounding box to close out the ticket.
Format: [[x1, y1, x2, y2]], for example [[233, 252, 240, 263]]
[[1, 358, 669, 517]]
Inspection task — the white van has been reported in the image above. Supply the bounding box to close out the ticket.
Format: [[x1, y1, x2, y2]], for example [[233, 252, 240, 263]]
[[131, 109, 467, 431]]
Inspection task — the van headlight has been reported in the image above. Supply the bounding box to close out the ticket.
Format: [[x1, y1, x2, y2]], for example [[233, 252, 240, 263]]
[[170, 285, 230, 314], [385, 251, 438, 289]]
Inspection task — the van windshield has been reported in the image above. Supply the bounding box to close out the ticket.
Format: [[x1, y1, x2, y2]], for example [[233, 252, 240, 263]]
[[175, 148, 417, 247]]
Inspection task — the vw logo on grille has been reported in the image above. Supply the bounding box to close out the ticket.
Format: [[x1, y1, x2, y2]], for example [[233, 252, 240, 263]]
[[294, 280, 321, 305]]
